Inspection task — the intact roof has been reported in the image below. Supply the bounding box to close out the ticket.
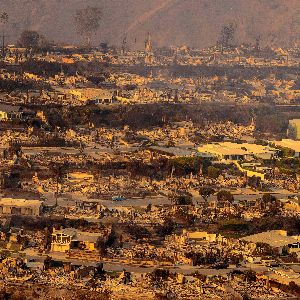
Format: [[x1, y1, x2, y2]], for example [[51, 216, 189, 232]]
[[0, 198, 42, 207], [0, 104, 21, 113], [149, 146, 194, 157], [289, 119, 300, 125], [241, 230, 298, 248], [75, 231, 101, 243], [198, 142, 276, 156], [273, 139, 300, 152], [26, 261, 44, 268]]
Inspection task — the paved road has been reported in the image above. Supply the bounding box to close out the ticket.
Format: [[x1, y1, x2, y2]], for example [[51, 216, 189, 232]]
[[43, 192, 171, 208], [22, 249, 268, 275], [42, 188, 299, 209], [102, 261, 268, 275], [22, 145, 138, 158]]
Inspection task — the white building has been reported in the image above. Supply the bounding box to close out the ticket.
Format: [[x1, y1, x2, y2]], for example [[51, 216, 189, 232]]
[[242, 230, 300, 255], [0, 198, 43, 216], [272, 139, 300, 158], [197, 142, 278, 161]]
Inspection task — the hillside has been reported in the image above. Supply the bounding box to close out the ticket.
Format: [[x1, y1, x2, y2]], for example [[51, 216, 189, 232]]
[[0, 0, 299, 48]]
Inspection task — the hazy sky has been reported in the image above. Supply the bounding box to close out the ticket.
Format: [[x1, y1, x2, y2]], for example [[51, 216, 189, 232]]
[[0, 0, 299, 48]]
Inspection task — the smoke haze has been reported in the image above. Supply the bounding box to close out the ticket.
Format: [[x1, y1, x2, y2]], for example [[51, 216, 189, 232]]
[[0, 0, 299, 48]]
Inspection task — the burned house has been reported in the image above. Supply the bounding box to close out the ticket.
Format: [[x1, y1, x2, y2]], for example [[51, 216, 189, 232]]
[[0, 104, 35, 122], [0, 104, 22, 121], [51, 228, 101, 253], [0, 198, 43, 216]]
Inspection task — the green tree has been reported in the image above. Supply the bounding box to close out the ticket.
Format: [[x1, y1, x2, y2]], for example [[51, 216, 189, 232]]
[[155, 218, 175, 237], [243, 270, 256, 282], [150, 268, 170, 283], [207, 166, 221, 179], [247, 176, 261, 189], [199, 187, 215, 202], [262, 193, 276, 203], [170, 191, 193, 206], [280, 147, 295, 158], [217, 190, 234, 203], [261, 193, 281, 215]]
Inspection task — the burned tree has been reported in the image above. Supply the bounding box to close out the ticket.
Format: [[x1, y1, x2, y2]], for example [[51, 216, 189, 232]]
[[49, 162, 67, 207], [74, 6, 102, 47], [218, 22, 236, 52], [0, 12, 8, 24], [0, 12, 8, 58], [19, 30, 40, 50]]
